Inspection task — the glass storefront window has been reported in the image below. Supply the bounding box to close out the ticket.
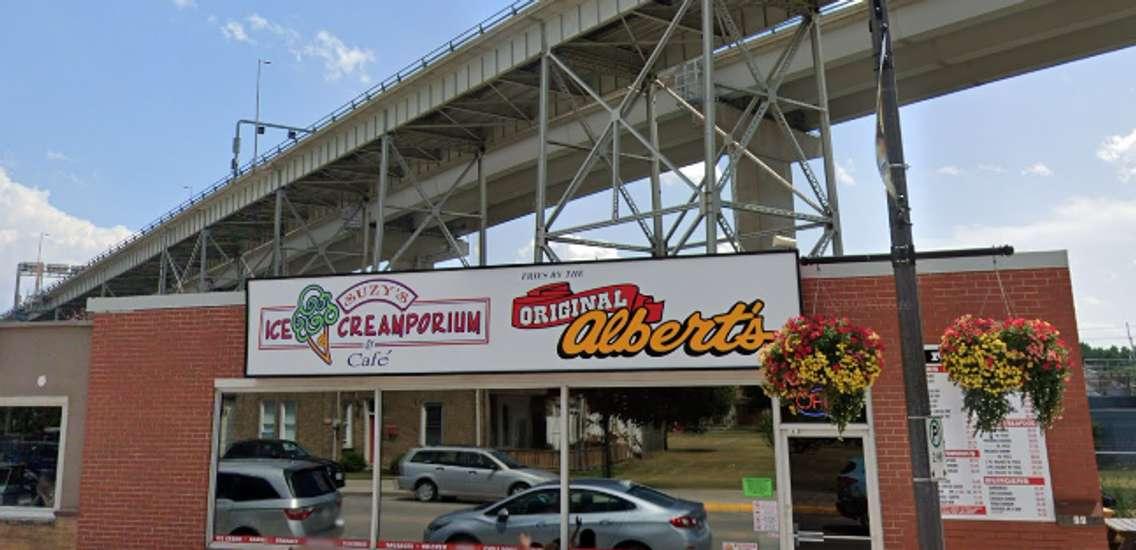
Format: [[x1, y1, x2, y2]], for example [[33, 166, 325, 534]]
[[0, 405, 62, 509], [383, 387, 559, 547], [213, 391, 371, 546], [568, 385, 775, 549]]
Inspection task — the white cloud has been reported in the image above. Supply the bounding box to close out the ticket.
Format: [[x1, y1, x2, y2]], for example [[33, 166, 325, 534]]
[[218, 14, 373, 83], [1097, 128, 1136, 182], [172, 0, 196, 9], [923, 196, 1136, 346], [247, 13, 270, 31], [935, 165, 962, 176], [45, 150, 69, 162], [304, 30, 375, 82], [516, 235, 621, 263], [978, 164, 1007, 175], [0, 168, 133, 310], [660, 162, 720, 188], [1021, 162, 1053, 177], [221, 21, 251, 43], [836, 159, 856, 186]]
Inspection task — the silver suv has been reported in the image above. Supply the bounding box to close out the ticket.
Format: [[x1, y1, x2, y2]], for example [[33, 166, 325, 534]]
[[398, 447, 557, 502], [213, 459, 344, 540]]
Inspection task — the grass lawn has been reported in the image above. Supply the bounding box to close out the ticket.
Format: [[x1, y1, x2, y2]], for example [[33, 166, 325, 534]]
[[1102, 467, 1136, 517], [580, 428, 775, 490]]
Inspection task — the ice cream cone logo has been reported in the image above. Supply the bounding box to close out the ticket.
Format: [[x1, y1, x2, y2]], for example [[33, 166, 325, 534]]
[[292, 284, 340, 365]]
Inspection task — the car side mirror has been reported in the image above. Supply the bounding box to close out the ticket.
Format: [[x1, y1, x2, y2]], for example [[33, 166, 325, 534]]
[[497, 508, 509, 523]]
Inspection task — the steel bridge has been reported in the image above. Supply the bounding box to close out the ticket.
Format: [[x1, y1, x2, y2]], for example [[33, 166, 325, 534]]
[[10, 0, 1136, 320]]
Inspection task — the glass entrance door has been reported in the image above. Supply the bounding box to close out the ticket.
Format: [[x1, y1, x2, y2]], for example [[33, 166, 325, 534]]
[[785, 436, 874, 549]]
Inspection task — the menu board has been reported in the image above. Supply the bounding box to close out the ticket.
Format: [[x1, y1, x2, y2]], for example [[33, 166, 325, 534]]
[[925, 346, 1056, 521]]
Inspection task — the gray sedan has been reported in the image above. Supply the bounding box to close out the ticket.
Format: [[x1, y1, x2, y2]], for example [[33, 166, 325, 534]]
[[398, 447, 557, 502], [423, 479, 712, 550]]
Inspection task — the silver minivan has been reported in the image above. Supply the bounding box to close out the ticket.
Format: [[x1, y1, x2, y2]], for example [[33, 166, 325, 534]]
[[213, 459, 344, 540], [398, 447, 557, 502]]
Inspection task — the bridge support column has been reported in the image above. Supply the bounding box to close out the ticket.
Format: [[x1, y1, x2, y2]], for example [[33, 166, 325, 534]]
[[734, 158, 795, 251]]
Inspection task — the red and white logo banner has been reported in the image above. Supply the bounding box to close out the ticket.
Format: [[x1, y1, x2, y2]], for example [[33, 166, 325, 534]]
[[511, 282, 664, 329]]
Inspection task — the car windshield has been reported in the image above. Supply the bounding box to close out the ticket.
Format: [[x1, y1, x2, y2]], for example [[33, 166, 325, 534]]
[[490, 450, 524, 469], [281, 441, 311, 459]]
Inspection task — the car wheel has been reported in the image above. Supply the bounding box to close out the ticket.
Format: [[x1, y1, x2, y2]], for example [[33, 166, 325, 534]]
[[508, 482, 530, 496], [415, 480, 438, 502]]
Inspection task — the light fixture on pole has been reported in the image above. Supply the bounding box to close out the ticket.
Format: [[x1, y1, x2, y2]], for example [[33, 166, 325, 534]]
[[254, 58, 272, 164]]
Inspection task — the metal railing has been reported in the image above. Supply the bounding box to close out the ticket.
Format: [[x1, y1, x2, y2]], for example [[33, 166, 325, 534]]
[[7, 0, 538, 315]]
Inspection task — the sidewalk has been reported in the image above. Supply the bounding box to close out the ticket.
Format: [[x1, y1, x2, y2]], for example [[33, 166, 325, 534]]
[[341, 478, 836, 515]]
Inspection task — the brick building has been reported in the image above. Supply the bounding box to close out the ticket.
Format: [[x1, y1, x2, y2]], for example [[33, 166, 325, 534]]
[[0, 250, 1108, 549]]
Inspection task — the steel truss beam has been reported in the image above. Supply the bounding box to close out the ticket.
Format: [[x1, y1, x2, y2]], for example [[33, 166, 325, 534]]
[[531, 0, 841, 262]]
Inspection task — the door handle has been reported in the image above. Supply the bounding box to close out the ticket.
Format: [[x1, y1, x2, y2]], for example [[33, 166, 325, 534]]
[[468, 470, 478, 475], [435, 467, 445, 471]]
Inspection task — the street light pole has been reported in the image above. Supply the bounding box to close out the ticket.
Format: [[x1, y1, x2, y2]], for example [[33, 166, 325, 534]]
[[254, 59, 271, 163], [34, 232, 49, 293], [870, 1, 945, 549]]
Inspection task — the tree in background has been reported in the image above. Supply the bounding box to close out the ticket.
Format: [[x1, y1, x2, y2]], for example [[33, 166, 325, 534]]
[[1081, 343, 1135, 361], [578, 387, 737, 477]]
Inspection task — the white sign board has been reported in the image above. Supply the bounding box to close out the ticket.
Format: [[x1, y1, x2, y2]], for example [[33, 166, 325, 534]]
[[925, 346, 1056, 521], [245, 252, 800, 376], [752, 500, 779, 533], [926, 416, 947, 481]]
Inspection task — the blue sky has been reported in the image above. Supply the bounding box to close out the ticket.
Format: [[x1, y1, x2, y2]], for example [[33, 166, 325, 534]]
[[1, 0, 1134, 347]]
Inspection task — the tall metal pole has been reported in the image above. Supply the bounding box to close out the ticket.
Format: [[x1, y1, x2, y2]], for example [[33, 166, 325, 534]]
[[534, 26, 550, 264], [199, 228, 209, 291], [158, 242, 168, 295], [272, 185, 284, 276], [254, 59, 270, 164], [810, 13, 843, 256], [368, 389, 383, 550], [647, 83, 665, 257], [870, 2, 944, 549], [34, 232, 48, 293], [701, 0, 717, 254], [374, 120, 390, 270], [558, 385, 570, 548], [478, 152, 488, 266]]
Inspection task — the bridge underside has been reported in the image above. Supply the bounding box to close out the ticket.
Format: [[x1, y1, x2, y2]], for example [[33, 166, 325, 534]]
[[18, 0, 1136, 319]]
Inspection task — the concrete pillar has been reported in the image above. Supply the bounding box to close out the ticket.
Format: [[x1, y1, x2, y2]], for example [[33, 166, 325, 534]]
[[733, 158, 795, 251]]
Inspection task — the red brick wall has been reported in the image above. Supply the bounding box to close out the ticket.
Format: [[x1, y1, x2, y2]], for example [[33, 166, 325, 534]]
[[79, 306, 244, 550], [802, 267, 1104, 549], [77, 265, 1104, 549]]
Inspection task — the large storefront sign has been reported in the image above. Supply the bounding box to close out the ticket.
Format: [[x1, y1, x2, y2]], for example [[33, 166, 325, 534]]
[[925, 346, 1056, 521], [246, 252, 800, 376]]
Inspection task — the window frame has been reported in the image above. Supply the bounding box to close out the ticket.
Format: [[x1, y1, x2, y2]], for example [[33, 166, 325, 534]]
[[0, 396, 68, 517], [258, 399, 277, 439], [343, 402, 355, 450], [420, 402, 443, 446]]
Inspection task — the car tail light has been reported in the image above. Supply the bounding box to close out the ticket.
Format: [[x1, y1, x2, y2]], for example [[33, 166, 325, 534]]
[[284, 507, 315, 521], [670, 515, 701, 528]]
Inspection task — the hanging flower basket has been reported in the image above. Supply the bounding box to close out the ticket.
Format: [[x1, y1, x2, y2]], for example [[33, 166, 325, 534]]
[[939, 315, 1071, 434], [760, 316, 885, 433]]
